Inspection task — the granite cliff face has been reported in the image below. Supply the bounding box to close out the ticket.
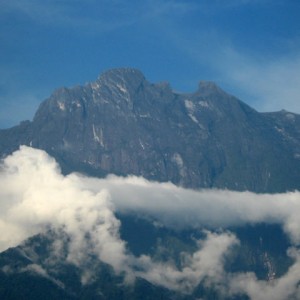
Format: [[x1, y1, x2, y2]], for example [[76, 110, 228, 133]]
[[1, 68, 300, 299], [1, 67, 300, 192]]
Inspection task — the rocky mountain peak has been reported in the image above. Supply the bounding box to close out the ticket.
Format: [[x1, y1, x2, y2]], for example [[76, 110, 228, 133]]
[[197, 80, 226, 96], [1, 68, 300, 300], [95, 67, 146, 92], [2, 68, 300, 193]]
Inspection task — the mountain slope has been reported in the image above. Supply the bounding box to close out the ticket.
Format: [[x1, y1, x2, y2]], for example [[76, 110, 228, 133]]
[[0, 219, 290, 300], [1, 68, 300, 192], [1, 71, 300, 300]]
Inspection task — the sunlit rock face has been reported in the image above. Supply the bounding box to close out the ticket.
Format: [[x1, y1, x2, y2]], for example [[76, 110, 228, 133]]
[[2, 67, 300, 192]]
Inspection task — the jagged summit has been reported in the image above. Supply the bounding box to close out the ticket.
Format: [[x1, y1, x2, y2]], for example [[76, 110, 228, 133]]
[[48, 69, 227, 105], [97, 69, 226, 97], [1, 68, 300, 300], [96, 68, 228, 98], [1, 67, 300, 193], [98, 67, 145, 79], [197, 80, 226, 96], [95, 67, 146, 91]]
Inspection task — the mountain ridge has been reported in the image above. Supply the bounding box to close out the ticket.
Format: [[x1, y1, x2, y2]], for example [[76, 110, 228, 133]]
[[1, 68, 300, 299], [1, 68, 300, 192]]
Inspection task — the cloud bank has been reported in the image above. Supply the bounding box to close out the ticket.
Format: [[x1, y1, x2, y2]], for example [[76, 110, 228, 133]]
[[1, 146, 300, 299], [78, 173, 300, 244]]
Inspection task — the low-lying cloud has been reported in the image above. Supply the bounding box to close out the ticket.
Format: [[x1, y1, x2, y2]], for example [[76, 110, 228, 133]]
[[1, 146, 300, 299], [78, 173, 300, 244]]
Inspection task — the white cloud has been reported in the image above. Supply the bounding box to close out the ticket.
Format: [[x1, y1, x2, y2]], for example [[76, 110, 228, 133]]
[[229, 248, 300, 300], [1, 146, 300, 298], [133, 231, 238, 292], [0, 146, 128, 274], [78, 174, 300, 244], [179, 35, 300, 113], [214, 47, 300, 113]]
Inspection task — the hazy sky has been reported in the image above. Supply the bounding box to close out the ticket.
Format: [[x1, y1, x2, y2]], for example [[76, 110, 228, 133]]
[[1, 0, 300, 128]]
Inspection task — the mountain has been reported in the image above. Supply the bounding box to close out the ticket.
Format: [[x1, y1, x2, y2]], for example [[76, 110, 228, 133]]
[[0, 218, 291, 300], [1, 67, 300, 192], [1, 68, 300, 299]]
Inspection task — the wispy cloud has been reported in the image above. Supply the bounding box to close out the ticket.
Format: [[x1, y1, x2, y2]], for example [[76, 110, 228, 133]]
[[212, 0, 275, 7], [1, 0, 130, 34], [2, 146, 300, 298], [0, 0, 194, 35], [158, 11, 300, 113], [211, 46, 300, 113]]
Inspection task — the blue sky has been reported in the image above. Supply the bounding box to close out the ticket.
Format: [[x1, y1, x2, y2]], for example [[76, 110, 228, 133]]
[[1, 0, 300, 128]]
